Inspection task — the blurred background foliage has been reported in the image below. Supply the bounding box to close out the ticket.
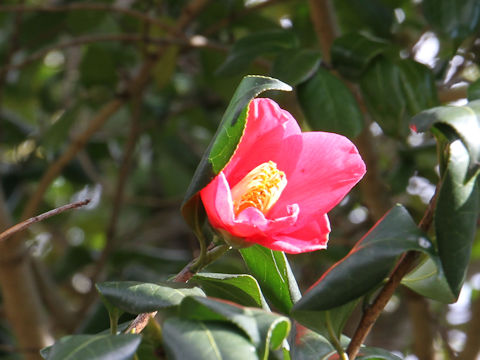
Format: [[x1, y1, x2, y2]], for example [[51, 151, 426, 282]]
[[0, 0, 479, 359]]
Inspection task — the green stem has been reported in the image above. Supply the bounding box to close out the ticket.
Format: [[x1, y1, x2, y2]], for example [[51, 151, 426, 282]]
[[109, 308, 120, 335], [326, 311, 348, 360]]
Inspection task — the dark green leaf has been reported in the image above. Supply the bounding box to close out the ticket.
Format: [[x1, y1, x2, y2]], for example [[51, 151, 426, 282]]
[[271, 49, 321, 86], [435, 140, 479, 296], [291, 301, 358, 341], [96, 281, 205, 314], [192, 273, 269, 309], [468, 79, 480, 101], [292, 205, 435, 312], [331, 32, 389, 79], [181, 76, 291, 228], [179, 296, 290, 359], [217, 30, 298, 76], [162, 318, 259, 360], [333, 0, 394, 38], [240, 245, 301, 314], [361, 58, 438, 138], [41, 334, 141, 360], [297, 67, 363, 137], [422, 0, 480, 40]]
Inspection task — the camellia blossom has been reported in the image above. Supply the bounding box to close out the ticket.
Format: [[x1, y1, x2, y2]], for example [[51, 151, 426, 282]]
[[200, 98, 366, 254]]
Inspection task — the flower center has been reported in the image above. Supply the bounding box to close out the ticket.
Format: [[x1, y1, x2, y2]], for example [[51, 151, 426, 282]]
[[231, 161, 287, 216]]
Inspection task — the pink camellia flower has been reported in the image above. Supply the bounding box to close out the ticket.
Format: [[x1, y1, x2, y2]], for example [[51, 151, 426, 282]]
[[200, 98, 366, 254]]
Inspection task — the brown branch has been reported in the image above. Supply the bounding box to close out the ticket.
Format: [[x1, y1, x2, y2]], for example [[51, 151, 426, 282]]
[[307, 0, 337, 64], [0, 3, 173, 33], [0, 199, 90, 243], [346, 192, 438, 359]]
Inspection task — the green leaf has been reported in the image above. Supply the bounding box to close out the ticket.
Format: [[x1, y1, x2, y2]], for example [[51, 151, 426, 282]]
[[179, 296, 290, 360], [333, 0, 394, 38], [240, 245, 301, 314], [422, 0, 480, 40], [271, 49, 321, 86], [297, 67, 363, 137], [162, 317, 259, 360], [96, 281, 205, 314], [468, 79, 480, 101], [41, 334, 141, 360], [411, 101, 480, 176], [291, 301, 358, 341], [192, 273, 269, 309], [360, 58, 438, 138], [434, 140, 479, 296], [181, 76, 291, 228], [290, 326, 403, 360], [217, 30, 298, 76], [401, 256, 455, 303], [331, 32, 389, 79], [292, 205, 435, 312]]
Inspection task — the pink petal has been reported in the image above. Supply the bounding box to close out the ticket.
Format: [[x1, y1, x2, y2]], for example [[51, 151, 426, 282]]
[[269, 132, 366, 222], [249, 214, 331, 254], [223, 98, 303, 188], [200, 172, 299, 240]]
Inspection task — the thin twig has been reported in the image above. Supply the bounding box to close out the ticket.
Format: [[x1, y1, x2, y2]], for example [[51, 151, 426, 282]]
[[0, 3, 173, 32], [0, 199, 90, 243]]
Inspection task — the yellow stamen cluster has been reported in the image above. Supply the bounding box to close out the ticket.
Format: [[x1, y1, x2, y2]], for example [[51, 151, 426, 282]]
[[231, 161, 287, 216]]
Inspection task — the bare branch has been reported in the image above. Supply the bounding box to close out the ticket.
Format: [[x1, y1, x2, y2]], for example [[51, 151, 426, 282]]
[[0, 199, 90, 243]]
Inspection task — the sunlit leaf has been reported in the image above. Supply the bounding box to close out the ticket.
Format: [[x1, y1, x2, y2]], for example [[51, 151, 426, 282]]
[[240, 245, 301, 314], [192, 273, 269, 309], [181, 76, 291, 228]]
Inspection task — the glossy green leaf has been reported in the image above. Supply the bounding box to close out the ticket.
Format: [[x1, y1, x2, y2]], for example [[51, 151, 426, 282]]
[[271, 49, 321, 86], [411, 101, 480, 176], [96, 281, 205, 314], [179, 296, 290, 359], [434, 140, 479, 296], [292, 205, 434, 312], [422, 0, 480, 40], [41, 334, 141, 360], [217, 30, 298, 76], [401, 256, 455, 302], [162, 317, 259, 360], [297, 67, 363, 137], [240, 245, 301, 314], [331, 32, 389, 79], [361, 58, 438, 137], [192, 273, 269, 309], [181, 76, 291, 227]]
